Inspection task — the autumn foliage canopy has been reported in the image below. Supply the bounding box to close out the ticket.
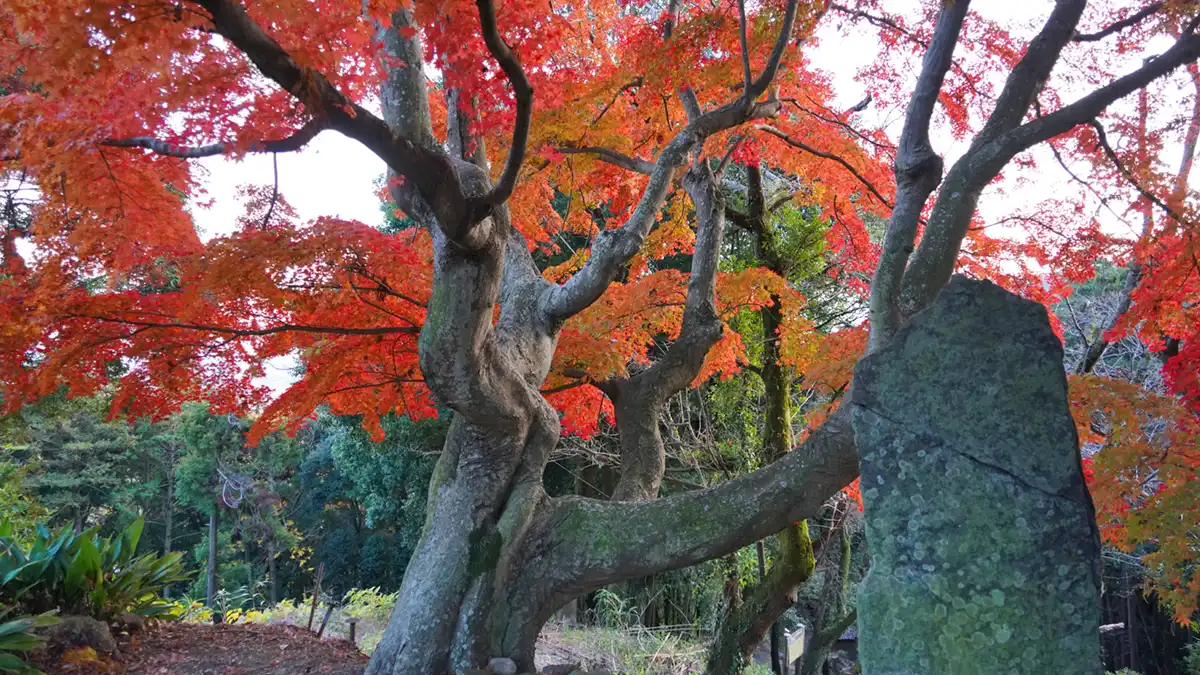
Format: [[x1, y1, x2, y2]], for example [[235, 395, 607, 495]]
[[1, 0, 1200, 619]]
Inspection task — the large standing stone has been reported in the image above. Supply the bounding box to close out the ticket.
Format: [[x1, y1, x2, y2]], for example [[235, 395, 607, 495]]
[[851, 275, 1102, 675]]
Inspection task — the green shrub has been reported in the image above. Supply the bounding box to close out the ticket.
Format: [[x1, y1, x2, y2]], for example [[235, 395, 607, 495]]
[[0, 517, 192, 621], [342, 587, 397, 623], [1187, 639, 1200, 675]]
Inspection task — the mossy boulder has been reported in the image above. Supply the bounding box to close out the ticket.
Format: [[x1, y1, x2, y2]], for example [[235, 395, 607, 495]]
[[35, 615, 119, 661]]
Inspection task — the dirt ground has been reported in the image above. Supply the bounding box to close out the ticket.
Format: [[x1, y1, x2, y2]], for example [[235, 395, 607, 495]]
[[31, 622, 370, 675], [28, 619, 708, 674]]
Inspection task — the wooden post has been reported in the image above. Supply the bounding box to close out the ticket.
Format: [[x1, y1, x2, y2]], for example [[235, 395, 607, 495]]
[[306, 562, 325, 631], [348, 618, 357, 646], [317, 603, 335, 638]]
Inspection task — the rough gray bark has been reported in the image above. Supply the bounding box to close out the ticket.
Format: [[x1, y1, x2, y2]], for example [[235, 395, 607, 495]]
[[359, 1, 835, 671], [852, 276, 1102, 675], [899, 18, 1200, 322], [866, 0, 970, 352]]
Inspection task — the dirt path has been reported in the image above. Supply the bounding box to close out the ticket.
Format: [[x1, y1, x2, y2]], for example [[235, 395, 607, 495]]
[[33, 622, 370, 675]]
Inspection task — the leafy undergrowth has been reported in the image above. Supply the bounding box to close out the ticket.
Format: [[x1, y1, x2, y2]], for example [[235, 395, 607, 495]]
[[28, 622, 368, 675]]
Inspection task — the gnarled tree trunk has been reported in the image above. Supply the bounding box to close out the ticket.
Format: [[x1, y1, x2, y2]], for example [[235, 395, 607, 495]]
[[360, 4, 864, 672]]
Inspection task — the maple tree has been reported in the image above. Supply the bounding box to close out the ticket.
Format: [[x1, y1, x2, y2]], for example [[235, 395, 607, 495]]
[[4, 0, 1200, 672]]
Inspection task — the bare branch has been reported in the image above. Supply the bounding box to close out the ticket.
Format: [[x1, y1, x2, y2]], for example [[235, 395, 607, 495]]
[[591, 78, 644, 127], [1089, 120, 1189, 225], [757, 124, 893, 208], [1046, 136, 1131, 228], [783, 98, 895, 151], [71, 314, 419, 337], [715, 134, 745, 176], [976, 0, 1087, 144], [103, 118, 325, 158], [830, 3, 989, 104], [192, 0, 473, 240], [1074, 2, 1164, 42], [745, 0, 799, 102], [1075, 253, 1142, 375], [1170, 63, 1200, 210], [470, 0, 534, 212], [262, 153, 279, 229], [540, 0, 801, 325], [555, 147, 655, 174], [897, 12, 1200, 324]]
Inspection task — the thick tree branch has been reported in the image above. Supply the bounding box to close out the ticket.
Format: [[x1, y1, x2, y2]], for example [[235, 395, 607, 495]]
[[744, 0, 799, 102], [738, 0, 753, 94], [606, 164, 727, 502], [471, 0, 534, 212], [663, 0, 681, 40], [527, 401, 856, 594], [539, 0, 801, 325], [768, 193, 793, 213], [1073, 3, 1164, 42], [1000, 21, 1200, 168], [866, 0, 970, 351], [554, 147, 655, 174], [1076, 257, 1142, 375], [757, 124, 894, 208], [192, 0, 481, 244], [103, 119, 326, 158], [975, 0, 1087, 144], [705, 523, 814, 675], [72, 314, 419, 337], [726, 206, 758, 233], [897, 20, 1200, 318]]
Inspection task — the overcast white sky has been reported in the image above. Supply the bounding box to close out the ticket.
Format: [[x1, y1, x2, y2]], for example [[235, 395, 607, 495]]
[[190, 4, 1170, 239], [181, 4, 1185, 392]]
